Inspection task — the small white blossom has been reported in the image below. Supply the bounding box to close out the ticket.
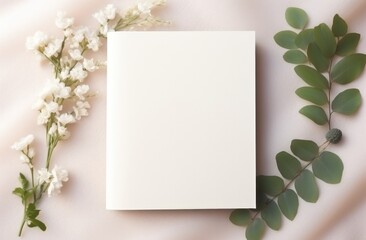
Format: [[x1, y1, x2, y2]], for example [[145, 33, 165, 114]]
[[104, 4, 117, 20], [57, 125, 70, 139], [74, 85, 89, 100], [64, 28, 73, 38], [32, 98, 45, 111], [48, 123, 58, 135], [87, 35, 101, 52], [60, 68, 70, 80], [93, 10, 108, 25], [44, 38, 63, 58], [55, 82, 71, 99], [20, 153, 30, 163], [83, 58, 97, 72], [57, 113, 75, 125], [47, 165, 69, 197], [40, 79, 59, 99], [45, 101, 61, 114], [68, 48, 83, 61], [26, 31, 49, 50], [38, 168, 52, 184], [37, 108, 51, 125], [28, 148, 35, 158], [70, 63, 88, 81], [11, 134, 34, 151], [73, 101, 90, 120], [55, 11, 74, 29]]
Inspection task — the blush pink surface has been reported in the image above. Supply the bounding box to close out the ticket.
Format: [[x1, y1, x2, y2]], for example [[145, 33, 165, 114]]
[[0, 0, 366, 239]]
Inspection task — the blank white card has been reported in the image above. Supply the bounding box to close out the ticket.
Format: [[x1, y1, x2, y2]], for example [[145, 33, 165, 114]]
[[106, 31, 256, 210]]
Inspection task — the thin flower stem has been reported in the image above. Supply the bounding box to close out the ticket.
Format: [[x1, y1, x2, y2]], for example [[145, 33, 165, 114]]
[[18, 202, 27, 237]]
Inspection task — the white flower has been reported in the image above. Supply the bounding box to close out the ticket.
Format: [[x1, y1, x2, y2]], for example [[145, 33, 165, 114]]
[[20, 153, 30, 163], [32, 98, 45, 111], [87, 35, 101, 52], [64, 28, 73, 38], [40, 79, 59, 99], [37, 108, 51, 125], [44, 38, 63, 58], [55, 82, 71, 99], [28, 148, 35, 158], [83, 58, 97, 72], [68, 48, 83, 61], [48, 123, 58, 135], [138, 0, 166, 14], [57, 113, 75, 125], [57, 125, 70, 139], [74, 85, 89, 100], [38, 168, 52, 184], [104, 4, 117, 20], [73, 101, 90, 120], [26, 31, 49, 50], [60, 68, 70, 80], [45, 101, 61, 114], [47, 165, 69, 197], [93, 10, 107, 25], [11, 134, 34, 151], [55, 11, 74, 29], [70, 63, 87, 81]]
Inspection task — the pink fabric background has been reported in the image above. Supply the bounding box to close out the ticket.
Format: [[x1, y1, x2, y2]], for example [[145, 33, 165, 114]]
[[1, 0, 366, 239]]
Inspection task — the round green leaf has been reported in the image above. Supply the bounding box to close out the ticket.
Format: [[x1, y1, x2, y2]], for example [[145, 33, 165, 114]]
[[331, 53, 366, 84], [283, 50, 308, 64], [313, 151, 344, 184], [314, 23, 337, 58], [276, 151, 302, 179], [245, 218, 266, 240], [332, 14, 348, 37], [299, 105, 328, 125], [294, 65, 329, 89], [261, 201, 282, 231], [295, 169, 319, 203], [230, 209, 251, 226], [295, 28, 314, 50], [256, 191, 269, 211], [274, 31, 298, 49], [307, 42, 330, 72], [291, 139, 319, 162], [336, 33, 360, 56], [295, 87, 328, 105], [278, 189, 299, 221], [285, 7, 308, 29], [257, 175, 284, 197], [332, 88, 362, 115]]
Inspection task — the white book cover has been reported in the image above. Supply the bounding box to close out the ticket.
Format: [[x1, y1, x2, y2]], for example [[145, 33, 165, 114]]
[[106, 31, 256, 210]]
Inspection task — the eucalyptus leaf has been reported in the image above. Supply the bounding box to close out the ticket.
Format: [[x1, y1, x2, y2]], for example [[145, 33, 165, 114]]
[[229, 209, 251, 227], [283, 50, 307, 64], [256, 191, 269, 211], [331, 53, 366, 84], [295, 29, 314, 50], [332, 14, 348, 37], [307, 42, 330, 72], [299, 105, 328, 125], [257, 175, 284, 197], [294, 65, 329, 89], [313, 151, 344, 184], [245, 218, 266, 240], [285, 7, 308, 29], [274, 31, 298, 49], [295, 87, 328, 105], [278, 189, 299, 221], [314, 23, 337, 58], [295, 169, 319, 203], [261, 201, 282, 230], [290, 139, 319, 161], [336, 33, 360, 56], [332, 88, 362, 115], [276, 151, 302, 179]]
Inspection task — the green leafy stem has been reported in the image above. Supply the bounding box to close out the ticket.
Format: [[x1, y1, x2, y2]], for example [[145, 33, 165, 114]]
[[230, 7, 366, 240]]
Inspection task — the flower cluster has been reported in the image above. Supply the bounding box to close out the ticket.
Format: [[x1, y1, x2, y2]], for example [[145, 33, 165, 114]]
[[13, 2, 169, 236]]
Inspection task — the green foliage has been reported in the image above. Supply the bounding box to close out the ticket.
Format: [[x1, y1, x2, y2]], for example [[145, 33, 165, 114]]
[[285, 7, 308, 29], [295, 170, 319, 203], [274, 31, 298, 49], [332, 88, 362, 115], [290, 139, 319, 162], [313, 151, 344, 184], [295, 87, 328, 105], [283, 50, 307, 64], [245, 218, 265, 240], [230, 209, 251, 226], [294, 65, 329, 89], [257, 176, 284, 197], [232, 7, 364, 240], [278, 190, 298, 221], [299, 105, 328, 125], [276, 151, 302, 179]]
